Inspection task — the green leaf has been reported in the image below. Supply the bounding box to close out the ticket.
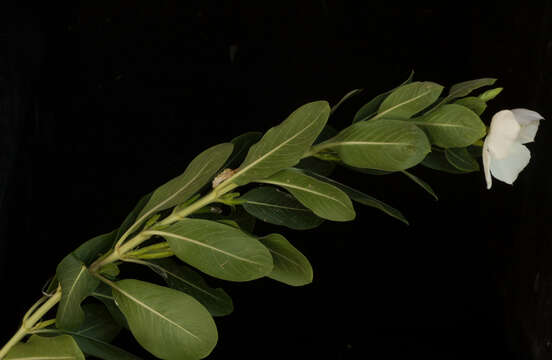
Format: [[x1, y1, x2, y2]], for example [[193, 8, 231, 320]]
[[318, 120, 431, 171], [467, 145, 482, 158], [92, 283, 129, 329], [99, 263, 120, 278], [72, 337, 141, 360], [448, 78, 496, 100], [258, 233, 313, 286], [56, 254, 100, 330], [454, 96, 487, 115], [146, 219, 273, 282], [331, 88, 363, 114], [241, 186, 324, 230], [5, 335, 85, 360], [41, 303, 142, 360], [478, 87, 503, 102], [112, 279, 218, 360], [228, 101, 330, 186], [294, 156, 336, 176], [149, 258, 234, 317], [374, 81, 443, 120], [224, 132, 263, 170], [352, 70, 414, 123], [401, 170, 438, 200], [73, 230, 117, 266], [314, 124, 339, 144], [445, 147, 480, 172], [343, 165, 393, 175], [116, 193, 152, 242], [257, 168, 355, 222], [301, 170, 408, 225], [421, 150, 465, 174], [414, 104, 486, 148], [74, 303, 121, 343], [190, 206, 256, 234], [136, 142, 234, 220]]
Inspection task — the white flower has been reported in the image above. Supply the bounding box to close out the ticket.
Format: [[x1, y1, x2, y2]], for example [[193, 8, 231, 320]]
[[483, 108, 544, 189]]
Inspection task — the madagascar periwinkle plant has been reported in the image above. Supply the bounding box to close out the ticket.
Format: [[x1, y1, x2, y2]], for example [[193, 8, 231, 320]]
[[0, 74, 544, 359]]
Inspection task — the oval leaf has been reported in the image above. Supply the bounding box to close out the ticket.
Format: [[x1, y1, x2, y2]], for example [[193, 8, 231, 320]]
[[112, 279, 218, 360], [241, 186, 324, 230], [374, 81, 443, 120], [258, 233, 313, 286], [56, 254, 100, 330], [136, 142, 234, 220], [454, 96, 487, 116], [39, 303, 143, 360], [353, 70, 414, 123], [92, 283, 129, 329], [448, 78, 496, 100], [5, 335, 85, 360], [74, 230, 117, 265], [145, 219, 273, 282], [227, 101, 330, 186], [318, 120, 430, 171], [300, 169, 408, 225], [445, 147, 480, 172], [421, 150, 465, 174], [415, 104, 486, 148], [257, 168, 355, 222], [478, 87, 503, 102], [149, 258, 234, 317], [224, 132, 263, 170]]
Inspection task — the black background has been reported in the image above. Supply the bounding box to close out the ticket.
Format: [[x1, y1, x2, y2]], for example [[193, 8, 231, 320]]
[[1, 1, 552, 359]]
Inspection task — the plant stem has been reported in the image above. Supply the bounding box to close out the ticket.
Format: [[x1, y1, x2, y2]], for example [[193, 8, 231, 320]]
[[0, 286, 62, 359], [90, 184, 237, 273], [124, 241, 170, 258]]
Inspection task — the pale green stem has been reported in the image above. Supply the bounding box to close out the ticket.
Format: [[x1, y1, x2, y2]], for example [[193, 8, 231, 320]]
[[22, 296, 48, 323], [124, 242, 170, 258], [0, 286, 62, 359], [91, 184, 238, 273], [133, 251, 174, 260], [31, 319, 56, 331]]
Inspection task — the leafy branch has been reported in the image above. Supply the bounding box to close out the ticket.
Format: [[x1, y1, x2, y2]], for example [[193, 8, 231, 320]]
[[0, 75, 525, 359]]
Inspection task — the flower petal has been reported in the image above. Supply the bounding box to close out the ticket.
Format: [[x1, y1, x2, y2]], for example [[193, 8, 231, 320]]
[[482, 139, 493, 189], [486, 110, 521, 159], [512, 108, 544, 144], [489, 142, 530, 185]]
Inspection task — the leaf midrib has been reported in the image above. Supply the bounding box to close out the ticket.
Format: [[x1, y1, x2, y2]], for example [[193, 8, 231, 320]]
[[59, 265, 87, 320], [147, 262, 226, 302], [112, 282, 201, 342], [231, 108, 324, 183], [372, 90, 431, 120], [245, 200, 312, 212], [145, 230, 265, 266], [257, 180, 349, 209]]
